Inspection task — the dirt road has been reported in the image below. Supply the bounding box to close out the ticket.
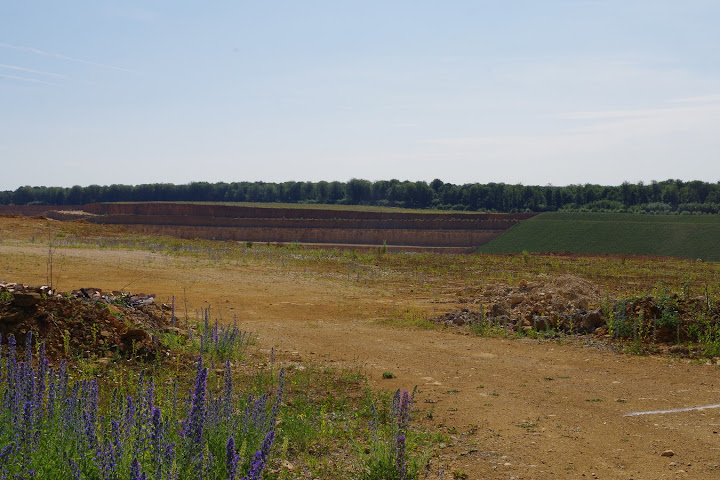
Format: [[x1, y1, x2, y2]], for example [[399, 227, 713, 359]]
[[2, 240, 719, 479]]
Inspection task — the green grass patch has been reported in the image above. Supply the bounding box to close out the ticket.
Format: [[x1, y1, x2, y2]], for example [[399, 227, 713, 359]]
[[109, 200, 484, 215], [477, 212, 720, 261]]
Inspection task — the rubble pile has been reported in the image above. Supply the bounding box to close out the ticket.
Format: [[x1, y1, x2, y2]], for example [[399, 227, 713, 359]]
[[434, 274, 606, 335], [433, 275, 720, 352], [0, 281, 176, 362]]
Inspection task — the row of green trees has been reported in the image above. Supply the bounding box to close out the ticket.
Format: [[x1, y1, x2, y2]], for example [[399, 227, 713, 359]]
[[3, 179, 720, 213]]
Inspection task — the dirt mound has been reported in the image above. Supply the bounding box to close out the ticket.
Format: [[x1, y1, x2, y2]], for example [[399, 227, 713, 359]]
[[434, 274, 606, 334], [0, 282, 174, 362], [610, 295, 719, 346], [433, 275, 720, 352]]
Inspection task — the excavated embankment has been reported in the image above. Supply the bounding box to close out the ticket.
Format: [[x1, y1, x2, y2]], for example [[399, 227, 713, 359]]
[[78, 202, 533, 249], [5, 202, 535, 250]]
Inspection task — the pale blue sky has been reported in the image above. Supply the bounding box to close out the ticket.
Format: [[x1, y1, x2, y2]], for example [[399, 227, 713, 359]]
[[2, 1, 719, 190]]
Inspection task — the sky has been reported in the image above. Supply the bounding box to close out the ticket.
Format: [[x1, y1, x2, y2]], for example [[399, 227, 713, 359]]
[[1, 1, 719, 190]]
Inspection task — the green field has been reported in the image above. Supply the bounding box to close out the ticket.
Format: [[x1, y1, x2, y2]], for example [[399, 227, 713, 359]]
[[117, 201, 484, 215], [477, 212, 720, 261]]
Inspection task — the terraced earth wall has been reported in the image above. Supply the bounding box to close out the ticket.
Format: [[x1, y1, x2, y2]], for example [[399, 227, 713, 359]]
[[79, 202, 534, 249], [0, 205, 82, 216]]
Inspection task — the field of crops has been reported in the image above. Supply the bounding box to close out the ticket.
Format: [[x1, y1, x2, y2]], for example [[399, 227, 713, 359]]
[[477, 212, 720, 261]]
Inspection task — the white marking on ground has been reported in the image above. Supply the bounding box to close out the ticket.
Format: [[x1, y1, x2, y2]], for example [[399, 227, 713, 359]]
[[624, 403, 720, 417]]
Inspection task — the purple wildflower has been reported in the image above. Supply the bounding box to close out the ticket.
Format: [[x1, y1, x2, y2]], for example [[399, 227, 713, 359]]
[[151, 407, 162, 447], [18, 400, 35, 451], [129, 458, 147, 480], [97, 436, 117, 480], [163, 442, 177, 480], [269, 369, 285, 427], [35, 347, 48, 418], [0, 444, 14, 463], [151, 406, 164, 479], [68, 459, 82, 480], [82, 381, 99, 449], [395, 433, 407, 480], [6, 335, 17, 418], [242, 395, 269, 434], [223, 360, 233, 418], [242, 430, 275, 480], [110, 419, 123, 459], [226, 436, 238, 480], [390, 390, 413, 480], [396, 390, 411, 431], [124, 396, 135, 437], [183, 359, 207, 446]]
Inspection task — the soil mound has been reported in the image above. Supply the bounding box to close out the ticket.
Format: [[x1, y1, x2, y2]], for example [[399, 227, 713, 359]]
[[434, 274, 606, 333], [0, 282, 174, 362], [433, 275, 720, 353]]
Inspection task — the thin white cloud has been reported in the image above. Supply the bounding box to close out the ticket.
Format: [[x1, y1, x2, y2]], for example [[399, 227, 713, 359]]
[[0, 73, 57, 86], [103, 5, 157, 22], [419, 96, 720, 184], [556, 103, 720, 122], [0, 63, 68, 79], [557, 109, 658, 120], [425, 99, 720, 149], [0, 42, 134, 73], [667, 94, 720, 104]]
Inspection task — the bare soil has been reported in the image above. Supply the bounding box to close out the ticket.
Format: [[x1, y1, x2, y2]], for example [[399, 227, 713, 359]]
[[1, 218, 719, 479]]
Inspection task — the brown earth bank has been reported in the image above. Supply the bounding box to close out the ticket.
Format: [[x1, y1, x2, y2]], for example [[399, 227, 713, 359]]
[[0, 205, 83, 216], [2, 202, 535, 249], [82, 202, 536, 222], [79, 202, 532, 248], [85, 213, 521, 230], [115, 223, 505, 248], [1, 217, 720, 479]]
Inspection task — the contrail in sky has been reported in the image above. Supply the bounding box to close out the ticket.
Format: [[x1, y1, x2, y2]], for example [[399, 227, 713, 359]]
[[0, 63, 68, 79], [0, 73, 57, 86], [0, 42, 134, 73]]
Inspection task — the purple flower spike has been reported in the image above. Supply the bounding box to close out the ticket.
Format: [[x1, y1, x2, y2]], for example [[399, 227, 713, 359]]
[[242, 430, 275, 480], [226, 436, 238, 480], [395, 433, 407, 480], [183, 362, 208, 446], [129, 458, 147, 480]]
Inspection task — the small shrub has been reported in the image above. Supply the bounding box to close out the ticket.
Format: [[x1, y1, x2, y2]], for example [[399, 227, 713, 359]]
[[379, 241, 388, 255]]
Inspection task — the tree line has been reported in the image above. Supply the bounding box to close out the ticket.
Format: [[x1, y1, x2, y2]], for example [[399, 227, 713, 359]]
[[3, 179, 720, 214]]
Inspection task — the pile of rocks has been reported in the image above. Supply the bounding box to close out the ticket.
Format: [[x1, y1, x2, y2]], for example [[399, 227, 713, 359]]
[[0, 281, 156, 309], [434, 274, 607, 335], [1, 281, 172, 361]]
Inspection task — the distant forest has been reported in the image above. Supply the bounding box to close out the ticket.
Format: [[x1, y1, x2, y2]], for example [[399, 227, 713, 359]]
[[3, 179, 720, 214]]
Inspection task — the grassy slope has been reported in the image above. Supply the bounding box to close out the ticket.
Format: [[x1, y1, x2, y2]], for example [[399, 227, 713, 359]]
[[117, 201, 483, 215], [477, 212, 720, 261]]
